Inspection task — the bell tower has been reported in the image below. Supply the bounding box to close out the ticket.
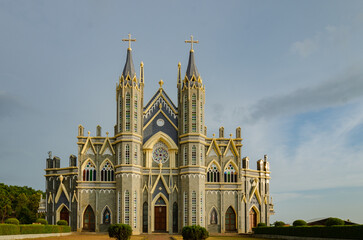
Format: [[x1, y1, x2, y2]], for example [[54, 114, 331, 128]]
[[115, 34, 143, 233], [178, 35, 206, 228]]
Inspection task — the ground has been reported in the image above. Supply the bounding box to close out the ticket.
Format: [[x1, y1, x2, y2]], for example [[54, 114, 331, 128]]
[[23, 233, 269, 240]]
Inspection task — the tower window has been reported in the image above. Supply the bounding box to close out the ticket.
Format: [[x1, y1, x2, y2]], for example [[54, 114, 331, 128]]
[[134, 95, 138, 132], [200, 102, 203, 133], [124, 190, 130, 224], [184, 192, 188, 226], [184, 146, 187, 166], [192, 94, 196, 132], [200, 146, 203, 165], [119, 95, 122, 132], [126, 93, 130, 131], [192, 191, 196, 225], [200, 192, 203, 225], [133, 191, 137, 228], [184, 95, 188, 133], [125, 144, 130, 164], [134, 145, 138, 164], [192, 145, 196, 165]]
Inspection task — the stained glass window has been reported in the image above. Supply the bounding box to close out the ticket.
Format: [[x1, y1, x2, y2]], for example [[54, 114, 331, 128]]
[[152, 141, 169, 164], [192, 191, 196, 225], [133, 191, 137, 228], [134, 95, 138, 132], [224, 163, 237, 183], [192, 145, 196, 165], [184, 95, 188, 133], [126, 93, 130, 131], [125, 144, 130, 164], [207, 163, 220, 182], [101, 161, 114, 181], [119, 95, 122, 132], [192, 94, 196, 132], [184, 146, 187, 166], [83, 161, 96, 181], [124, 190, 129, 224]]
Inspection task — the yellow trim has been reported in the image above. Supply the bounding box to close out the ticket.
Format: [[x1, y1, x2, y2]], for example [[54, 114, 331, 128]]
[[143, 131, 178, 150], [114, 171, 142, 175], [150, 174, 171, 194], [81, 158, 97, 172], [44, 167, 77, 171], [160, 110, 178, 130], [206, 160, 222, 172], [179, 165, 207, 169], [56, 203, 70, 223], [179, 133, 207, 138], [72, 191, 78, 203], [55, 180, 70, 203], [112, 139, 143, 145], [100, 205, 113, 224], [143, 92, 178, 115], [249, 205, 260, 227], [249, 179, 262, 205], [223, 139, 239, 158], [114, 164, 143, 168], [205, 188, 243, 190], [179, 172, 206, 175], [205, 182, 242, 185], [99, 158, 115, 172], [77, 181, 116, 184], [143, 109, 178, 131], [206, 138, 221, 156], [151, 192, 169, 231], [224, 159, 239, 172], [81, 136, 97, 155], [179, 140, 206, 144], [113, 132, 143, 139], [44, 173, 77, 177], [77, 186, 116, 189], [100, 136, 115, 155], [48, 193, 53, 204]]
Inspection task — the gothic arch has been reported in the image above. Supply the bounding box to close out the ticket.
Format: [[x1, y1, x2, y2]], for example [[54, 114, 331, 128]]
[[100, 205, 112, 224], [208, 206, 219, 225], [56, 203, 69, 223], [143, 131, 178, 150], [223, 159, 239, 172], [82, 205, 95, 231], [81, 158, 97, 170], [225, 206, 237, 231], [206, 160, 222, 172], [151, 192, 169, 231], [248, 205, 260, 232], [99, 158, 114, 171]]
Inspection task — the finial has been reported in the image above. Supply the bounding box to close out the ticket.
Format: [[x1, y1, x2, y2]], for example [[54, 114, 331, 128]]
[[212, 133, 215, 137], [185, 35, 199, 52], [106, 131, 109, 136], [122, 33, 136, 50], [59, 175, 64, 183], [178, 62, 181, 67], [140, 61, 144, 67], [88, 131, 90, 136], [159, 79, 164, 88], [48, 151, 52, 159], [230, 134, 233, 137], [264, 154, 268, 161]]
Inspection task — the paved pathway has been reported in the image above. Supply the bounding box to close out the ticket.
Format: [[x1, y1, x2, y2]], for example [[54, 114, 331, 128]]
[[143, 234, 173, 240]]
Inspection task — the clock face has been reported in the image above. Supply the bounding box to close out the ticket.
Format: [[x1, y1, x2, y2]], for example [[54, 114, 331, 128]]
[[156, 118, 165, 127], [153, 142, 169, 164]]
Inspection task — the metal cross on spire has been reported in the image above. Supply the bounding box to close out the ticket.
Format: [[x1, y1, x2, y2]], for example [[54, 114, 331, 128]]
[[122, 33, 136, 50], [185, 35, 199, 52]]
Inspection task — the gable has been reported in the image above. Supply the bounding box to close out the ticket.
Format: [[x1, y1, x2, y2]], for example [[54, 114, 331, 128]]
[[143, 112, 178, 145]]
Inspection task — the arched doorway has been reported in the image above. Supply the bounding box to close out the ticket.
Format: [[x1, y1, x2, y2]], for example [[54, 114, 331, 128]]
[[154, 197, 167, 232], [249, 207, 258, 232], [225, 206, 236, 231], [60, 207, 69, 225], [83, 205, 95, 232]]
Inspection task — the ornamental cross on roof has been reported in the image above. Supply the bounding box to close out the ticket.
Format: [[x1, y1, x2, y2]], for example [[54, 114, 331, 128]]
[[122, 33, 136, 50], [185, 35, 199, 52]]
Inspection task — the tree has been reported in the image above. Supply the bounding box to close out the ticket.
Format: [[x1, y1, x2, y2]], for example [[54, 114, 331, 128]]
[[108, 224, 132, 240], [0, 188, 12, 223]]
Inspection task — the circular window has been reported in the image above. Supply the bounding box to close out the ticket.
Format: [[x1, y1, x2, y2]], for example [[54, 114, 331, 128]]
[[153, 142, 169, 164], [156, 118, 165, 127]]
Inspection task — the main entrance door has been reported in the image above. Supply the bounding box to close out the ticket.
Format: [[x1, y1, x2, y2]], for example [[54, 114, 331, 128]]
[[154, 206, 166, 231], [225, 206, 236, 231], [60, 207, 69, 225], [83, 205, 95, 232], [249, 208, 257, 232]]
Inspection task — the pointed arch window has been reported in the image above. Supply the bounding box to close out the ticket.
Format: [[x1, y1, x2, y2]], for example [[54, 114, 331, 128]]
[[184, 95, 188, 133], [184, 192, 188, 226], [210, 208, 218, 224], [103, 207, 111, 224], [124, 190, 130, 224], [192, 145, 196, 165], [200, 146, 203, 165], [125, 93, 131, 131], [83, 161, 96, 181], [192, 94, 196, 132], [125, 144, 130, 164], [200, 101, 203, 133], [134, 145, 138, 164], [207, 163, 220, 182], [192, 191, 196, 225], [101, 161, 114, 181], [119, 95, 122, 132], [184, 146, 187, 166], [224, 163, 237, 183], [134, 95, 138, 132], [133, 191, 137, 228]]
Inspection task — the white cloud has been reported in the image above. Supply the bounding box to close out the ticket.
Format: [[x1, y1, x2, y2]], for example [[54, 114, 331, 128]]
[[291, 37, 318, 57]]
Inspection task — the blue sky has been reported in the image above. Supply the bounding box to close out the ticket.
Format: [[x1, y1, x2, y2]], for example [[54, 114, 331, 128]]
[[1, 0, 363, 224]]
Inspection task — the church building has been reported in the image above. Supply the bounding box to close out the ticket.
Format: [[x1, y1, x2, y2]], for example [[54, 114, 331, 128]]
[[44, 35, 274, 234]]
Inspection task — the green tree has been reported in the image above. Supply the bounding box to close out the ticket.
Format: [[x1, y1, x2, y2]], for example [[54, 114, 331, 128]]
[[0, 188, 12, 223]]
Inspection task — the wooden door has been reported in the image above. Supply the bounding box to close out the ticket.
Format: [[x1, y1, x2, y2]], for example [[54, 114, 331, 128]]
[[60, 207, 69, 224], [154, 206, 166, 231], [83, 206, 95, 232], [249, 208, 257, 232], [225, 207, 236, 231]]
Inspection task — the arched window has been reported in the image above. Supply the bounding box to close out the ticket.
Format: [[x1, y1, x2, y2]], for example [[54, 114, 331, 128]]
[[125, 93, 130, 131], [134, 95, 138, 132], [118, 146, 121, 165], [119, 95, 122, 132], [200, 102, 203, 133], [192, 145, 196, 165], [207, 163, 220, 182], [192, 94, 196, 132], [133, 191, 137, 228], [134, 145, 138, 164], [124, 190, 129, 224], [125, 144, 130, 164], [83, 161, 96, 181], [224, 163, 237, 183], [100, 161, 114, 181], [210, 208, 218, 224], [184, 95, 188, 133], [200, 146, 203, 165], [184, 146, 187, 166], [192, 191, 196, 225], [184, 192, 188, 226], [103, 207, 111, 224]]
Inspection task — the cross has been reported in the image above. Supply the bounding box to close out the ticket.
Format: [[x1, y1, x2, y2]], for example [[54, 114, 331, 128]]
[[185, 35, 199, 52], [122, 33, 136, 50]]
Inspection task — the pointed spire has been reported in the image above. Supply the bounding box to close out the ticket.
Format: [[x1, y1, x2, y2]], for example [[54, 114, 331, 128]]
[[122, 48, 136, 79], [185, 35, 200, 80]]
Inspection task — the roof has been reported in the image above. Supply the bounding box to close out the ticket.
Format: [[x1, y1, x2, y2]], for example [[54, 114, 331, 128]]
[[122, 48, 136, 79], [185, 50, 199, 79]]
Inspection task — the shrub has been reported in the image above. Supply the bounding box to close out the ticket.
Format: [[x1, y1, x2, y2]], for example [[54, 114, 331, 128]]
[[274, 221, 285, 227], [182, 225, 209, 240], [56, 220, 68, 226], [35, 218, 48, 225], [5, 218, 19, 225], [19, 225, 44, 234], [108, 224, 132, 240], [293, 220, 307, 226], [257, 222, 267, 227], [325, 217, 344, 226], [0, 224, 20, 235]]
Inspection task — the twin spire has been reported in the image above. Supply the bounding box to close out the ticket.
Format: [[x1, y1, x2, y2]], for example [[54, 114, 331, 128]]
[[120, 34, 200, 82]]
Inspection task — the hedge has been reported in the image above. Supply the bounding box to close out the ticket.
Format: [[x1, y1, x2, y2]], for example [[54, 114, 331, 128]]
[[0, 224, 20, 235], [5, 218, 19, 225], [0, 224, 71, 235], [253, 225, 363, 239]]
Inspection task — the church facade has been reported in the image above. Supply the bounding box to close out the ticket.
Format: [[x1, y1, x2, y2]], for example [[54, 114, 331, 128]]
[[44, 36, 274, 234]]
